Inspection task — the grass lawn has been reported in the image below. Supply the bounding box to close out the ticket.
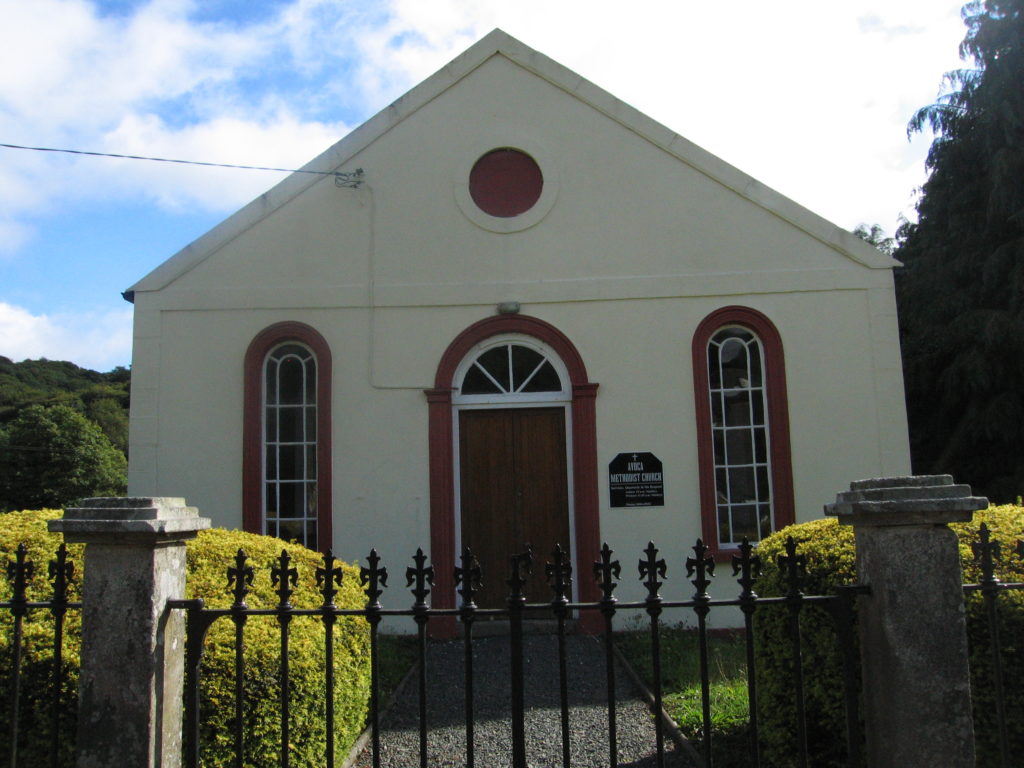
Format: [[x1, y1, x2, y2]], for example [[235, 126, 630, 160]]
[[616, 626, 753, 767], [376, 634, 420, 701]]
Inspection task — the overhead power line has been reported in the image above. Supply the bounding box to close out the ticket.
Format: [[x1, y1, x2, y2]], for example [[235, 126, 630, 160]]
[[0, 142, 364, 187]]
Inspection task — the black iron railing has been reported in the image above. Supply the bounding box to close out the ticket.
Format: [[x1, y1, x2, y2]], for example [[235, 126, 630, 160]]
[[964, 522, 1024, 768], [1, 543, 80, 768], [3, 528, 1022, 768], [169, 536, 865, 768]]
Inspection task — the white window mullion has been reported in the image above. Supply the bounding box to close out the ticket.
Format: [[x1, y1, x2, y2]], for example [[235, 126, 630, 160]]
[[474, 360, 508, 394], [263, 345, 318, 549], [516, 358, 547, 393], [709, 328, 773, 547]]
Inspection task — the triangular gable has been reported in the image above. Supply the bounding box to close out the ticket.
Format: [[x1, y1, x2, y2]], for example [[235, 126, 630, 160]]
[[128, 28, 896, 296]]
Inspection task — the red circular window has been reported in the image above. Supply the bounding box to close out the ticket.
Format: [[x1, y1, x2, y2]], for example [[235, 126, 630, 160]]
[[469, 148, 543, 218]]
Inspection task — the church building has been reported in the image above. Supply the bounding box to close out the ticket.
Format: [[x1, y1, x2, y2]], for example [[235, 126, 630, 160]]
[[125, 30, 910, 611]]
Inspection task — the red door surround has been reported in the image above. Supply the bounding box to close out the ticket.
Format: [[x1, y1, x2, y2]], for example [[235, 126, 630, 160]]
[[425, 315, 600, 634]]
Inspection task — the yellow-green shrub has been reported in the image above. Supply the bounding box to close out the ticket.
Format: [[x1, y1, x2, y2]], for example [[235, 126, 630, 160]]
[[185, 527, 369, 767], [0, 511, 82, 766], [951, 506, 1024, 765], [753, 518, 858, 768], [0, 510, 370, 767], [753, 506, 1024, 768]]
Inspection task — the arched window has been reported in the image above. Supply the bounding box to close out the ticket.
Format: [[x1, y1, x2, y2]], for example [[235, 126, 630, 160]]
[[693, 307, 793, 555], [263, 343, 318, 547], [455, 338, 569, 402], [244, 322, 332, 551]]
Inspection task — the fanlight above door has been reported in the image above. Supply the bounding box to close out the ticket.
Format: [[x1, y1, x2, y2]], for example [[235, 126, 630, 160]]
[[456, 341, 568, 401]]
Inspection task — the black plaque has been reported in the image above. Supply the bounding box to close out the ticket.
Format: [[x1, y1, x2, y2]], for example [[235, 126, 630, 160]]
[[608, 452, 664, 508]]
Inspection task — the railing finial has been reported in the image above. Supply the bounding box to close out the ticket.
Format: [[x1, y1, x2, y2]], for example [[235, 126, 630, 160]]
[[686, 538, 715, 599], [973, 522, 1002, 586], [454, 546, 482, 611], [405, 547, 435, 610], [778, 536, 807, 598], [507, 546, 533, 602], [731, 537, 761, 599], [593, 543, 621, 604], [639, 541, 667, 603], [545, 543, 573, 606], [5, 543, 34, 609], [227, 548, 254, 609], [316, 549, 344, 608], [360, 548, 389, 610], [271, 549, 298, 609]]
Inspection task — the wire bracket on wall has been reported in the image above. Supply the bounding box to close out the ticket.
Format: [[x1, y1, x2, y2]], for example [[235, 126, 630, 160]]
[[334, 168, 364, 188]]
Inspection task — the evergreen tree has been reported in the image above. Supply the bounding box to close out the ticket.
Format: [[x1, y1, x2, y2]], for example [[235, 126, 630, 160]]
[[896, 0, 1024, 500], [853, 223, 896, 256], [0, 404, 127, 511]]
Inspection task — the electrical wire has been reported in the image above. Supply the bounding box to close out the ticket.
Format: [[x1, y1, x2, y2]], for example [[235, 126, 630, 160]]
[[0, 141, 362, 184]]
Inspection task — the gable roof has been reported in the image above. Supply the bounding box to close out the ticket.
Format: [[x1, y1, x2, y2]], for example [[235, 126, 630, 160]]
[[128, 28, 897, 297]]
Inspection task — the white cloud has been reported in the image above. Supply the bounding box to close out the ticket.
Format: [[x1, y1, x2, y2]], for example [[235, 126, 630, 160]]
[[0, 0, 260, 131], [433, 0, 966, 235], [0, 0, 350, 243], [0, 0, 971, 250], [0, 302, 133, 371], [93, 111, 351, 211], [349, 0, 488, 104], [321, 0, 965, 235]]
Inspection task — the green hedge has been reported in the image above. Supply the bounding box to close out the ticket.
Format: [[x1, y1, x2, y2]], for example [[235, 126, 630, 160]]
[[952, 506, 1024, 765], [0, 510, 370, 767], [753, 506, 1024, 768], [753, 518, 858, 768], [0, 510, 82, 766]]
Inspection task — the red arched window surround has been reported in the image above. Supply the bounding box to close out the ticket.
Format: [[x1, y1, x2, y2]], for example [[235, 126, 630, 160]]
[[692, 306, 794, 560], [425, 315, 600, 625], [243, 321, 333, 551]]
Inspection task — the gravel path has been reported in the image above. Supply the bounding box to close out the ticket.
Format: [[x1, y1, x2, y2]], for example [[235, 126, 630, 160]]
[[350, 632, 694, 768]]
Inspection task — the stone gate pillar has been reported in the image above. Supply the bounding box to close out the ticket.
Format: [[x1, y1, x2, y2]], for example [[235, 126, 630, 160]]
[[827, 475, 987, 768], [49, 497, 210, 768]]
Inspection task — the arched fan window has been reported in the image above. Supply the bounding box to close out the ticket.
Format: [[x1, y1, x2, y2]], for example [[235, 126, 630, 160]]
[[456, 340, 568, 401]]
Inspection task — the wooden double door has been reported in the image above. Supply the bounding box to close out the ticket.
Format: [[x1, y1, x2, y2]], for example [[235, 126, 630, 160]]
[[458, 407, 571, 608]]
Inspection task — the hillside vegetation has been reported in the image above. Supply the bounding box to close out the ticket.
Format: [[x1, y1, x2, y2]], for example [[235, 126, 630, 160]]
[[0, 357, 130, 511], [0, 357, 129, 452]]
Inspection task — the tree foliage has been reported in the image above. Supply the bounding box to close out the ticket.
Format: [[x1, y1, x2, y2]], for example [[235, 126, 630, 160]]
[[895, 0, 1024, 500], [852, 223, 896, 256], [0, 405, 127, 512], [0, 357, 129, 455]]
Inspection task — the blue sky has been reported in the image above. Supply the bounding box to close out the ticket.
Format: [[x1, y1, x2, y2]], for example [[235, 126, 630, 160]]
[[0, 0, 966, 371]]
